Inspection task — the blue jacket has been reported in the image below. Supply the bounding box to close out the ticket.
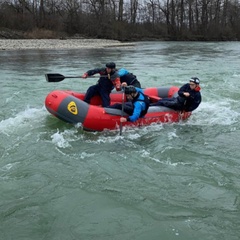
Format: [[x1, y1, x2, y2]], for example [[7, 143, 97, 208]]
[[128, 88, 149, 122]]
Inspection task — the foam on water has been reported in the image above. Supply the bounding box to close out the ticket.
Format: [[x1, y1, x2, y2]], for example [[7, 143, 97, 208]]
[[191, 101, 240, 126], [50, 128, 81, 148], [78, 151, 96, 159], [51, 130, 72, 148], [0, 162, 19, 172], [0, 106, 47, 135]]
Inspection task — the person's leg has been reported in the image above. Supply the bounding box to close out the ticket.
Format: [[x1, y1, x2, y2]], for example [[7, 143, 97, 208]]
[[150, 98, 178, 108], [99, 89, 111, 107], [84, 85, 98, 103], [108, 102, 134, 115], [122, 102, 134, 115], [108, 103, 122, 110]]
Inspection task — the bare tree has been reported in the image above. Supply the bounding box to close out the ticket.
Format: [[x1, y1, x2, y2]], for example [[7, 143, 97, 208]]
[[118, 0, 124, 21], [1, 0, 240, 40], [130, 0, 138, 23]]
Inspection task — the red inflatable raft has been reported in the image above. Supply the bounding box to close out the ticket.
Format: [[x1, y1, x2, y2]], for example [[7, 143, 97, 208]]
[[45, 86, 191, 131]]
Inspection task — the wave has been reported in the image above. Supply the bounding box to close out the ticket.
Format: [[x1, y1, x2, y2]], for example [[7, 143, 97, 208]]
[[192, 101, 240, 126], [0, 106, 47, 136]]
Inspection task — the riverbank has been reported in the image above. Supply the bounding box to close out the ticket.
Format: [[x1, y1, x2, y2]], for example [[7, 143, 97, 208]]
[[0, 38, 134, 50]]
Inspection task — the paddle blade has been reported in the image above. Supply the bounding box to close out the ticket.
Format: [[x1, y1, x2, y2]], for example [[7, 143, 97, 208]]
[[45, 73, 65, 82]]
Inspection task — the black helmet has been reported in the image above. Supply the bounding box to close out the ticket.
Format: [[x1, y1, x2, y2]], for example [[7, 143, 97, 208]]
[[190, 77, 200, 84], [124, 85, 137, 95], [106, 62, 116, 69]]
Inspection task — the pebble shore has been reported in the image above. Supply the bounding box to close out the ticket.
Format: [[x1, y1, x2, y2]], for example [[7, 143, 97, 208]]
[[0, 39, 134, 50]]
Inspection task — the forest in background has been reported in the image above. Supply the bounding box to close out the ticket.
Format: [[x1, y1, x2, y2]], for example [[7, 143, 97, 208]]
[[0, 0, 240, 41]]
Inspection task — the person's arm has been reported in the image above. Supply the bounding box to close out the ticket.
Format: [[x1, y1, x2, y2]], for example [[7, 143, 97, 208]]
[[82, 68, 105, 78], [186, 93, 201, 112], [110, 72, 121, 91], [178, 84, 189, 97], [127, 102, 143, 122], [112, 77, 121, 91]]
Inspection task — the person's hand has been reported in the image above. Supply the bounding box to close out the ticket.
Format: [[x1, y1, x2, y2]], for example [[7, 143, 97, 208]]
[[116, 84, 121, 91], [82, 73, 88, 78], [120, 117, 127, 123], [183, 92, 190, 97], [114, 77, 121, 91], [121, 82, 127, 88]]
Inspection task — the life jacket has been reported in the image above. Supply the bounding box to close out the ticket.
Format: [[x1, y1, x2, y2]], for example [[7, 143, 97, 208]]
[[97, 70, 116, 91], [120, 73, 137, 85], [133, 92, 150, 117]]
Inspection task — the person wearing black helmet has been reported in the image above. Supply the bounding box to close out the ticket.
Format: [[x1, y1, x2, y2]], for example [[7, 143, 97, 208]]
[[150, 77, 202, 112], [81, 62, 121, 107], [108, 85, 150, 122]]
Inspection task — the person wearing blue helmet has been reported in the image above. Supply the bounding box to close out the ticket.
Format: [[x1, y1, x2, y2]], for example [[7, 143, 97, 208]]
[[111, 68, 141, 88], [150, 77, 202, 112]]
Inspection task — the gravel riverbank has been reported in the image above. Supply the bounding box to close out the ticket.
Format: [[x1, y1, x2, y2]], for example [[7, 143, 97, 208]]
[[0, 39, 134, 50]]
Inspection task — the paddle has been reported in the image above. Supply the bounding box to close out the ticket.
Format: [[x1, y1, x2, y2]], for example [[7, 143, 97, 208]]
[[119, 90, 125, 136], [45, 73, 104, 82]]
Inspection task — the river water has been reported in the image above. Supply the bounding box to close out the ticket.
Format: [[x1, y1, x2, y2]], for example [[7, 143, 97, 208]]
[[0, 41, 240, 240]]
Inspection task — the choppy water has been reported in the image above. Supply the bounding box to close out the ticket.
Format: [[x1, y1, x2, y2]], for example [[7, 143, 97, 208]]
[[1, 41, 240, 240]]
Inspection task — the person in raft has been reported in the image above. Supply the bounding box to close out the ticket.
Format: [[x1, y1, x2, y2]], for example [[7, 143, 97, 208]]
[[150, 77, 202, 112], [111, 68, 142, 88], [81, 62, 121, 107], [108, 85, 150, 123]]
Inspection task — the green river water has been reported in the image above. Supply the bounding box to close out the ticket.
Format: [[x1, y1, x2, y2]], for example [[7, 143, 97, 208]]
[[0, 41, 240, 240]]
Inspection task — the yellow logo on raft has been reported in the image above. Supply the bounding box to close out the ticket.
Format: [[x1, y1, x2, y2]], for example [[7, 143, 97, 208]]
[[67, 101, 78, 115]]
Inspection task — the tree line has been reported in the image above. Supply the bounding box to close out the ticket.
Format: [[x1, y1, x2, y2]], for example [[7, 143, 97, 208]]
[[0, 0, 240, 41]]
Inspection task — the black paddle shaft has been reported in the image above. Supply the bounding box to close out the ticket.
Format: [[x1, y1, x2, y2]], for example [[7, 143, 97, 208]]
[[45, 73, 107, 82], [119, 91, 125, 136]]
